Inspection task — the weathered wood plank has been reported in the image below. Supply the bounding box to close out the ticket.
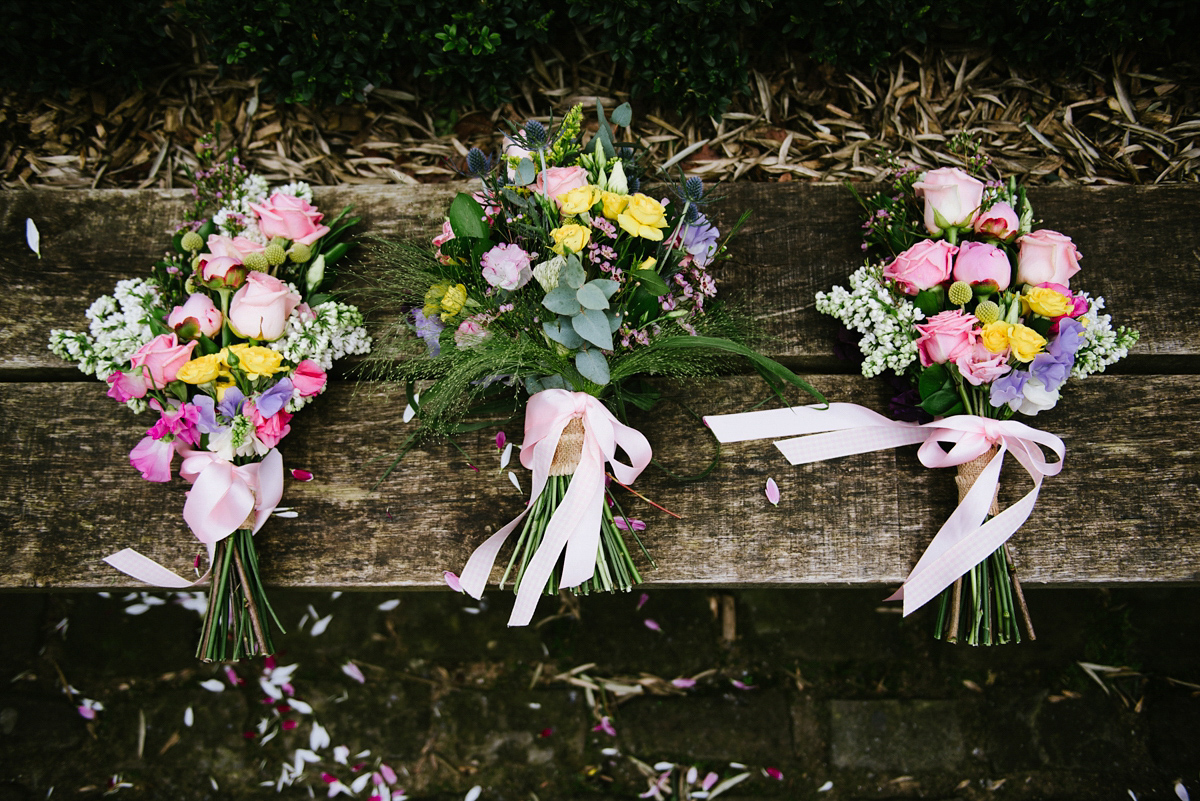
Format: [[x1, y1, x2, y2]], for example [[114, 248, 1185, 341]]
[[2, 375, 1196, 590], [2, 184, 1197, 375]]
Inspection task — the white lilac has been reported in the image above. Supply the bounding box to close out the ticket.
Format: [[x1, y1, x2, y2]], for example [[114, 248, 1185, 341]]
[[269, 301, 370, 411], [1071, 294, 1140, 378], [815, 264, 924, 377], [48, 278, 160, 381]]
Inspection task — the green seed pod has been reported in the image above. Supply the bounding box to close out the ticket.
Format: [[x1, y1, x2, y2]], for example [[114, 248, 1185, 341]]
[[180, 231, 204, 252], [264, 244, 286, 267], [948, 280, 972, 307], [975, 300, 1001, 325], [288, 243, 312, 263], [244, 251, 270, 272]]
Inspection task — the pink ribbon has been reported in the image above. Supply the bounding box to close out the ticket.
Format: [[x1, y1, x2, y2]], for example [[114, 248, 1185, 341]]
[[458, 389, 652, 627], [103, 449, 285, 588], [703, 403, 1064, 615]]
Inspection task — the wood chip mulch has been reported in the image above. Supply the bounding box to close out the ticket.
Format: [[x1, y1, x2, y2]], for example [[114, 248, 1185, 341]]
[[2, 47, 1197, 190]]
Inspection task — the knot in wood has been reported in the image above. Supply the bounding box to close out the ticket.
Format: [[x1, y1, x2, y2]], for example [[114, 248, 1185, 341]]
[[549, 418, 585, 476]]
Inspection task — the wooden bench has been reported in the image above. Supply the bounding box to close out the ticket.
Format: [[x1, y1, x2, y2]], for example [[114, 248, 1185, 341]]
[[1, 184, 1198, 592]]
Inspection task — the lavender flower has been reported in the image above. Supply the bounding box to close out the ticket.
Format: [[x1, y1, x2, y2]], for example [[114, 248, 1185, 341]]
[[413, 309, 444, 358]]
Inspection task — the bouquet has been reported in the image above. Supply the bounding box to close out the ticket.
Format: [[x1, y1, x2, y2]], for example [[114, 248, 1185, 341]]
[[706, 149, 1138, 646], [49, 136, 371, 661], [369, 103, 820, 626]]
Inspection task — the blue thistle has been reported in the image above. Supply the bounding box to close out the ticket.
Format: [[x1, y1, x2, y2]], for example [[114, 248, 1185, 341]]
[[523, 119, 548, 149], [683, 176, 705, 202], [466, 147, 490, 176]]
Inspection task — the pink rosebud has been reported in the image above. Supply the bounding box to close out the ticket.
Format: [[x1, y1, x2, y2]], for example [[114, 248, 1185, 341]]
[[130, 333, 197, 388], [914, 309, 979, 367], [291, 359, 327, 397], [168, 293, 224, 339], [913, 167, 985, 235], [534, 165, 589, 208], [954, 342, 1012, 386], [106, 369, 148, 402], [883, 239, 957, 295], [481, 243, 533, 291], [1016, 229, 1082, 287], [206, 233, 265, 261], [953, 241, 1012, 290], [228, 271, 301, 341], [973, 201, 1019, 240], [198, 254, 247, 289], [248, 192, 330, 245]]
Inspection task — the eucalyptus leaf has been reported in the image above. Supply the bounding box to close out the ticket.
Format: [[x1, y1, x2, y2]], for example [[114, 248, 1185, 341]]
[[542, 318, 584, 349], [501, 188, 528, 207], [591, 278, 620, 299], [575, 349, 610, 385], [607, 311, 623, 332], [632, 269, 670, 297], [542, 286, 581, 316], [563, 255, 586, 289], [515, 158, 537, 186], [572, 308, 614, 350], [610, 102, 632, 128], [448, 193, 489, 239], [576, 282, 610, 310]]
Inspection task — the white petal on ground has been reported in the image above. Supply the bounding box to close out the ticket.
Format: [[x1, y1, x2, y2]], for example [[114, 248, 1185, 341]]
[[184, 707, 194, 727], [377, 599, 401, 611], [818, 780, 834, 792], [199, 679, 225, 693], [309, 722, 331, 751], [333, 745, 350, 765], [707, 772, 751, 799], [508, 471, 521, 492], [273, 510, 299, 518], [653, 762, 674, 771], [341, 662, 366, 684], [403, 403, 416, 423], [26, 218, 40, 257], [350, 774, 371, 794], [259, 678, 284, 700], [288, 699, 313, 715], [464, 787, 483, 801], [309, 614, 333, 636], [1177, 782, 1190, 801], [765, 477, 781, 505], [123, 604, 151, 616], [500, 443, 513, 469]]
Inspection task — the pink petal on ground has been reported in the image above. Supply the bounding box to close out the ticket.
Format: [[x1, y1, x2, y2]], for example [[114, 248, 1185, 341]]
[[539, 727, 554, 738], [701, 772, 719, 791], [637, 592, 650, 610], [496, 431, 506, 449], [686, 766, 698, 784], [467, 463, 479, 472], [671, 678, 696, 689], [766, 767, 784, 780], [731, 679, 757, 690], [282, 719, 298, 730], [380, 765, 397, 784], [341, 662, 366, 684], [193, 553, 202, 569], [224, 666, 241, 686], [77, 705, 96, 721], [292, 468, 314, 482], [765, 478, 780, 505], [614, 517, 647, 531], [444, 571, 464, 593], [264, 655, 277, 671], [243, 730, 257, 739], [321, 773, 338, 785], [591, 716, 617, 737], [644, 618, 662, 632]]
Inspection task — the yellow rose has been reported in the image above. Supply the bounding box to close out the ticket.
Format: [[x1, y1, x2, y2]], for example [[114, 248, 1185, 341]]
[[423, 281, 451, 319], [1023, 287, 1072, 318], [980, 321, 1012, 354], [558, 185, 601, 217], [617, 193, 669, 241], [439, 283, 468, 321], [177, 353, 222, 384], [550, 224, 591, 256], [1007, 323, 1047, 362], [236, 346, 285, 379], [601, 191, 630, 220]]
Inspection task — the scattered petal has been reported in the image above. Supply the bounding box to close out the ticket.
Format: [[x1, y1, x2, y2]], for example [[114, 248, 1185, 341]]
[[644, 619, 662, 632], [671, 678, 696, 689], [601, 747, 620, 756], [702, 772, 719, 791], [273, 509, 300, 519], [292, 469, 314, 482], [636, 592, 650, 610], [333, 745, 350, 765], [282, 720, 299, 730], [444, 571, 464, 593], [402, 403, 416, 424], [26, 218, 40, 258], [289, 699, 313, 714], [496, 431, 506, 449], [765, 767, 783, 781], [351, 774, 372, 794], [464, 787, 482, 801], [686, 766, 698, 784], [341, 662, 366, 684], [765, 478, 780, 505], [310, 614, 334, 636], [730, 679, 757, 690], [199, 679, 225, 693], [184, 707, 194, 727], [818, 780, 834, 792], [592, 716, 617, 737], [77, 704, 97, 721], [124, 604, 151, 616], [500, 442, 513, 469], [330, 591, 342, 600], [614, 517, 646, 531], [1177, 782, 1190, 801], [260, 679, 284, 700], [310, 722, 331, 751], [508, 471, 521, 492], [538, 727, 554, 738], [224, 666, 242, 686], [377, 599, 401, 611], [707, 771, 751, 799], [380, 764, 397, 784], [653, 762, 674, 772]]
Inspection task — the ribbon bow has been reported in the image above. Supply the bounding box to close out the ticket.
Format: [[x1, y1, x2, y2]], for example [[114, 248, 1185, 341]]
[[703, 403, 1064, 615], [104, 449, 285, 588], [459, 389, 652, 627]]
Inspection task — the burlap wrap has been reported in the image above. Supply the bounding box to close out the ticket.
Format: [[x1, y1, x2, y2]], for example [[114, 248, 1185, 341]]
[[549, 418, 585, 476], [955, 445, 1000, 516]]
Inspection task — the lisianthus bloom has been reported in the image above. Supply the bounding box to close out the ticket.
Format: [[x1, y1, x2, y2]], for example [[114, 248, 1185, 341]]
[[480, 243, 533, 291], [1016, 229, 1081, 287], [1007, 323, 1047, 362], [550, 224, 591, 255], [913, 167, 985, 235], [914, 309, 977, 366], [884, 239, 957, 295], [248, 192, 329, 245], [617, 194, 669, 241]]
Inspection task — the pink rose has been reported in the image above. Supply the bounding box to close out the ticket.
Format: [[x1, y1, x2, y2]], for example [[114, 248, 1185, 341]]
[[248, 192, 330, 245], [228, 272, 302, 341], [955, 342, 1013, 386], [206, 234, 265, 261], [130, 333, 197, 388], [246, 400, 293, 448], [291, 359, 327, 397], [534, 166, 589, 209], [913, 167, 985, 235], [168, 293, 224, 339], [953, 241, 1011, 290], [199, 255, 247, 289], [480, 243, 533, 291], [915, 309, 978, 367], [884, 239, 957, 295], [973, 201, 1019, 241], [454, 318, 491, 349], [106, 369, 148, 402], [1016, 229, 1081, 287]]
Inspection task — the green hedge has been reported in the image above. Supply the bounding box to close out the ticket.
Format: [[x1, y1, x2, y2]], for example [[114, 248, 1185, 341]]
[[4, 0, 1195, 113]]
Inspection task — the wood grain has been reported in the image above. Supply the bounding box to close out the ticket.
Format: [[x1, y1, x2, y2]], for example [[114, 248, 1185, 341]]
[[2, 375, 1196, 590]]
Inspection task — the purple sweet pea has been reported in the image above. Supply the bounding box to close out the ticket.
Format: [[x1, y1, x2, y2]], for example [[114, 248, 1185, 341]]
[[256, 377, 294, 418], [218, 387, 246, 419], [682, 215, 720, 267], [413, 308, 443, 358], [191, 395, 220, 434], [989, 370, 1029, 408], [1030, 353, 1072, 392], [1046, 316, 1085, 359]]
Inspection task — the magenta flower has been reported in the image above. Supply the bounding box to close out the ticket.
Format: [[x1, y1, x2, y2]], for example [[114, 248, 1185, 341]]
[[592, 716, 617, 737], [614, 517, 646, 531]]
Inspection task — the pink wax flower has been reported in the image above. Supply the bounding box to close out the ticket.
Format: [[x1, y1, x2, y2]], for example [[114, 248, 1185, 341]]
[[106, 369, 148, 402], [199, 254, 247, 289], [291, 359, 327, 397], [953, 241, 1011, 290], [130, 333, 197, 388], [248, 192, 330, 245], [481, 243, 533, 291], [246, 400, 293, 448], [884, 239, 957, 295], [1016, 229, 1081, 287], [534, 166, 589, 208], [228, 271, 301, 341], [915, 309, 978, 367], [168, 293, 224, 339], [206, 233, 265, 261], [973, 201, 1019, 241], [955, 342, 1013, 386], [913, 167, 985, 235]]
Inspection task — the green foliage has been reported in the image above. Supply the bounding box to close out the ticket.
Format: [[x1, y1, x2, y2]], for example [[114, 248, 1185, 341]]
[[0, 0, 175, 94]]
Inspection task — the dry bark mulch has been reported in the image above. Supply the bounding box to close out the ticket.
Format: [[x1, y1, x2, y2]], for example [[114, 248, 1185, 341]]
[[2, 47, 1197, 190]]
